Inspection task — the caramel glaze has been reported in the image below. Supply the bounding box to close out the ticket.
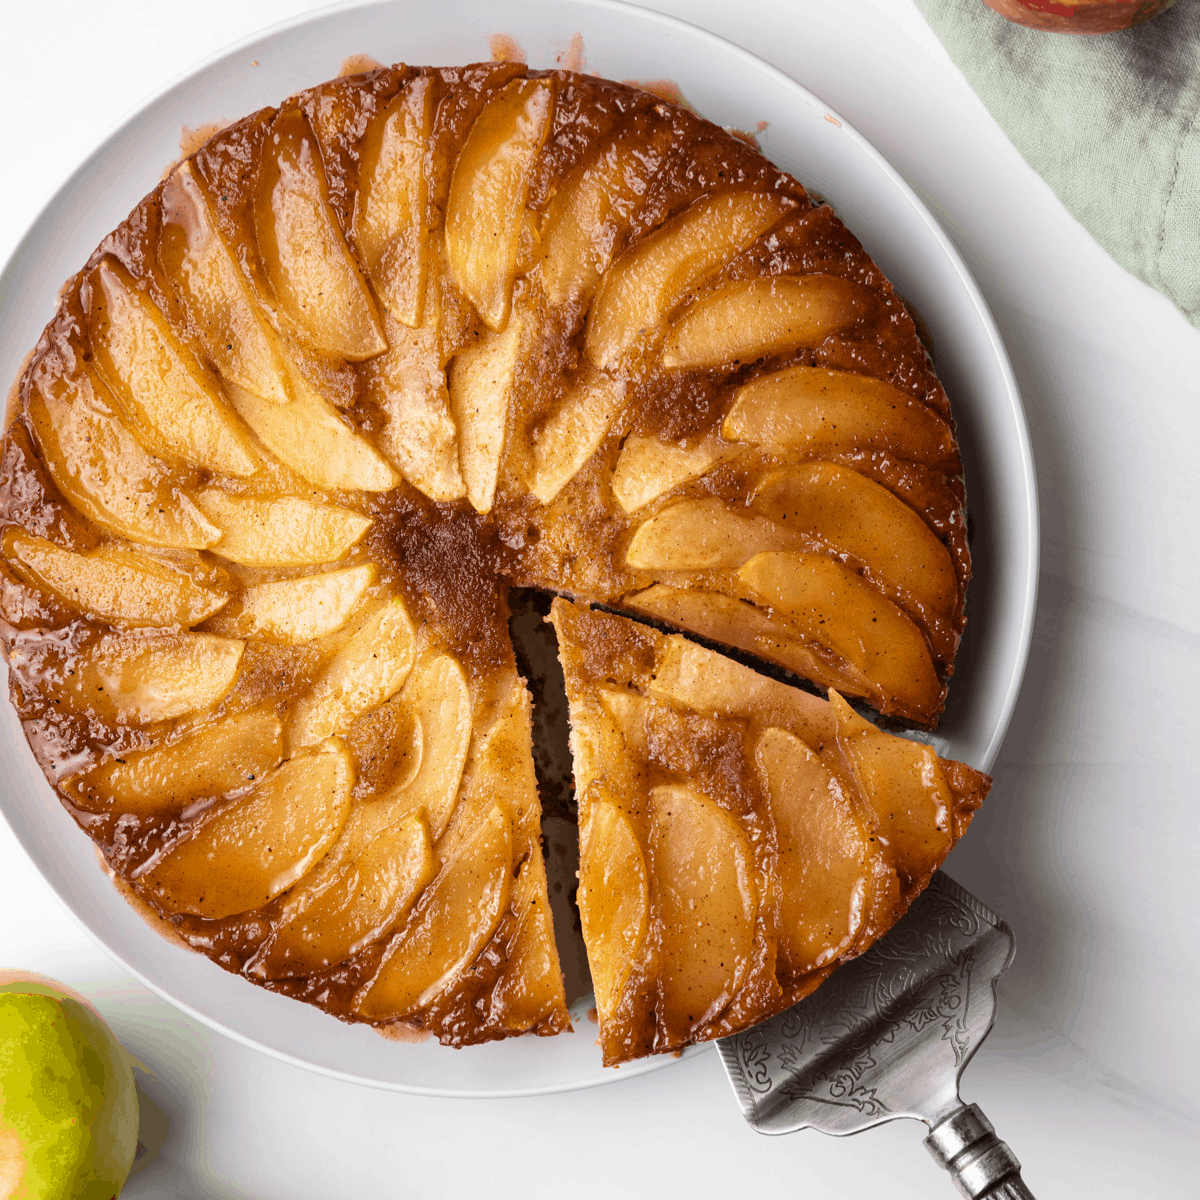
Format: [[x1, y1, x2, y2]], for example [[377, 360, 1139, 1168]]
[[0, 62, 971, 1047]]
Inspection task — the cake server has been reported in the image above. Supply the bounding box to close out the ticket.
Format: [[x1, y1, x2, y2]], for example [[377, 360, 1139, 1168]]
[[717, 871, 1036, 1199]]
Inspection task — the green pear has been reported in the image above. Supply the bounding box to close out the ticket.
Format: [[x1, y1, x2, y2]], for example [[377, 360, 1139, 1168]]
[[0, 971, 138, 1199]]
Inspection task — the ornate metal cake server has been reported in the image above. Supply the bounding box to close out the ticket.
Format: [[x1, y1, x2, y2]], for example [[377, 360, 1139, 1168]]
[[717, 872, 1036, 1199]]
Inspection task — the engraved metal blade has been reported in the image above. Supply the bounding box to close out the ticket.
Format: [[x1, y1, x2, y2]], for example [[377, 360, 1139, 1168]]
[[717, 872, 1037, 1198]]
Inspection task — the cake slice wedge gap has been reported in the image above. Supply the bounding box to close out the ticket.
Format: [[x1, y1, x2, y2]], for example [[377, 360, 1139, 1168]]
[[548, 598, 990, 1066]]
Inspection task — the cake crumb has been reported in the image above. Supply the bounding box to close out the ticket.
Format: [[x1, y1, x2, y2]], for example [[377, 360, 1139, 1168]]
[[178, 121, 229, 161], [375, 1020, 432, 1044], [489, 34, 527, 64], [624, 78, 696, 112], [340, 53, 383, 77], [556, 33, 586, 73]]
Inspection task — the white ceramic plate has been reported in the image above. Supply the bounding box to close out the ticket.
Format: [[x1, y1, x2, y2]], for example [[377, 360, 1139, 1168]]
[[0, 0, 1037, 1096]]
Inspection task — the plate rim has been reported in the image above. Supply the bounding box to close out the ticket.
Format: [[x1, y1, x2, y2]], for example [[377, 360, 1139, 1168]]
[[0, 0, 1038, 1097]]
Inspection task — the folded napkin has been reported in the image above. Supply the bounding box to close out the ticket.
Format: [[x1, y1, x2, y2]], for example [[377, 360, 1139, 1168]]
[[913, 0, 1200, 329]]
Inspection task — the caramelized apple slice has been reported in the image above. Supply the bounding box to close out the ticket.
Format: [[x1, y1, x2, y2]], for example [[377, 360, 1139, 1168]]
[[585, 192, 793, 369], [537, 121, 680, 310], [375, 654, 472, 839], [211, 564, 374, 643], [625, 584, 863, 699], [355, 800, 513, 1018], [738, 551, 940, 716], [661, 275, 866, 370], [64, 708, 283, 816], [368, 309, 465, 502], [159, 161, 291, 406], [26, 364, 220, 550], [68, 633, 244, 724], [140, 738, 354, 919], [444, 78, 555, 330], [355, 77, 436, 327], [828, 692, 953, 885], [753, 463, 957, 618], [255, 108, 386, 360], [648, 634, 836, 746], [649, 782, 757, 1030], [578, 789, 649, 1020], [489, 854, 566, 1031], [448, 314, 522, 513], [2, 529, 228, 628], [754, 726, 877, 974], [346, 694, 423, 796], [225, 378, 399, 493], [625, 496, 798, 571], [597, 687, 652, 761], [253, 810, 438, 979], [195, 490, 371, 568], [722, 365, 957, 465], [527, 372, 626, 504], [610, 434, 729, 514], [87, 258, 258, 477], [289, 598, 417, 748]]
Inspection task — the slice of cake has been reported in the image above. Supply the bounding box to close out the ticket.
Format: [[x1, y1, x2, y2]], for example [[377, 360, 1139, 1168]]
[[550, 599, 989, 1064]]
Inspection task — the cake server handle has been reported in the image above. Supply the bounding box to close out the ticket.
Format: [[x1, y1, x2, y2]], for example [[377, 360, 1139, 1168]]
[[925, 1103, 1037, 1199]]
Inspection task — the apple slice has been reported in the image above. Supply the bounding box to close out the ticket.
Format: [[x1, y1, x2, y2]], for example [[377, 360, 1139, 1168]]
[[448, 314, 522, 513], [625, 496, 798, 571], [828, 692, 953, 886], [536, 121, 680, 311], [722, 365, 957, 465], [578, 789, 649, 1020], [625, 584, 864, 699], [140, 738, 354, 919], [649, 782, 757, 1030], [754, 726, 877, 975], [368, 302, 466, 501], [752, 463, 957, 618], [609, 433, 728, 514], [585, 192, 793, 369], [225, 377, 399, 493], [210, 564, 375, 643], [289, 597, 417, 748], [374, 654, 472, 839], [346, 694, 423, 797], [355, 76, 436, 328], [255, 108, 386, 361], [158, 161, 291, 406], [355, 800, 513, 1018], [444, 77, 555, 330], [64, 707, 283, 817], [597, 687, 651, 761], [661, 275, 867, 370], [252, 810, 438, 979], [65, 633, 244, 724], [86, 257, 258, 477], [737, 551, 940, 716], [488, 854, 566, 1031], [648, 633, 835, 746], [527, 371, 626, 504], [195, 490, 371, 568], [2, 529, 228, 628], [26, 363, 220, 550]]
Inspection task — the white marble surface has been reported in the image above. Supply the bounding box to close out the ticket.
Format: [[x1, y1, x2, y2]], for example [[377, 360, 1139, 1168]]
[[2, 1, 1197, 1195]]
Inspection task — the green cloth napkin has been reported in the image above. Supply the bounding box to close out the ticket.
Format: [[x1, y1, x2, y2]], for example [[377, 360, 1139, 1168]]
[[913, 0, 1200, 329]]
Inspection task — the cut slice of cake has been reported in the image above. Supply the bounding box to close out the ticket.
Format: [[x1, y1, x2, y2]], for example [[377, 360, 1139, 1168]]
[[549, 599, 990, 1064]]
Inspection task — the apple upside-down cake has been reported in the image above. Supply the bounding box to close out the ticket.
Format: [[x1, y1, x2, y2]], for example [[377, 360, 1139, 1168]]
[[0, 61, 988, 1059]]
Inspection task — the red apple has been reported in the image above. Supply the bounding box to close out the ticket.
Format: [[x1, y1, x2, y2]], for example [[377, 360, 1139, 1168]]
[[980, 0, 1175, 33]]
